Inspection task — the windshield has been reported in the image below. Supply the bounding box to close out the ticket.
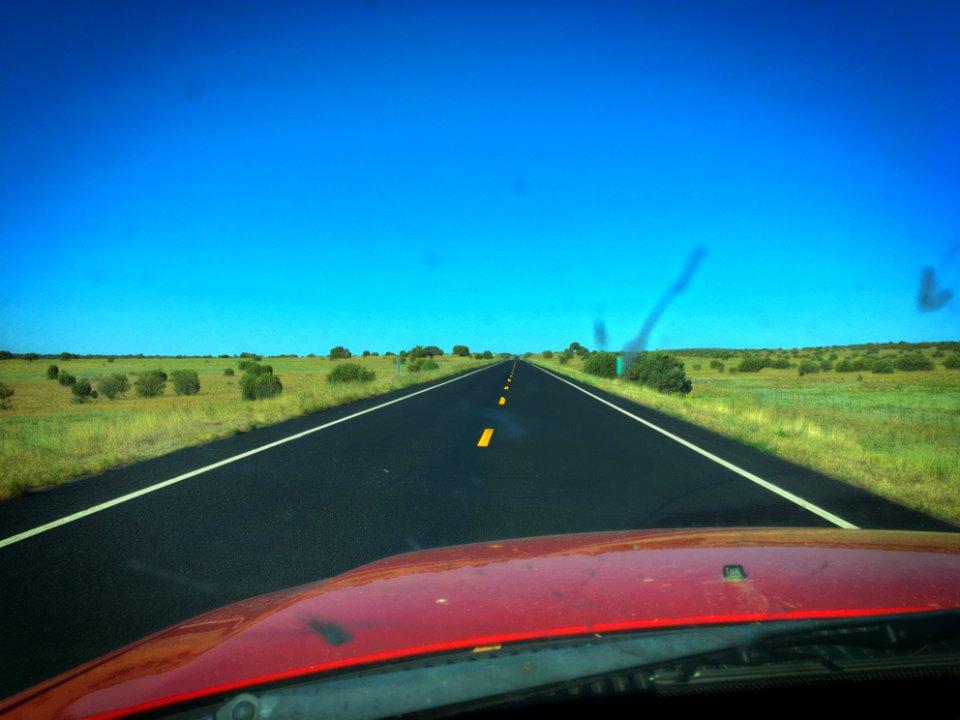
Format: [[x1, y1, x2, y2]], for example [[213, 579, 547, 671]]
[[1, 0, 958, 715]]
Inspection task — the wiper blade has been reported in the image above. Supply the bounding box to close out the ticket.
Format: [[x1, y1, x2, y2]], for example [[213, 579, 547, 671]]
[[200, 610, 960, 720]]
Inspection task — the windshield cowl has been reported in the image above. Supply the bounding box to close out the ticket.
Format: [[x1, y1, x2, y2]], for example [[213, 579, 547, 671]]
[[4, 527, 960, 720]]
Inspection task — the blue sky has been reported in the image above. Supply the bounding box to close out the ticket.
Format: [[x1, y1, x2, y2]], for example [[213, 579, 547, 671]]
[[1, 0, 958, 355]]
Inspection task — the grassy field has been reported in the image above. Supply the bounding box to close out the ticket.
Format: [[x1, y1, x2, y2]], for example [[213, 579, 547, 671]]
[[0, 355, 494, 499], [534, 349, 960, 526]]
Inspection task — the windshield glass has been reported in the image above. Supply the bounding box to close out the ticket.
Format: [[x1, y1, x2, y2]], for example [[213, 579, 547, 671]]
[[1, 0, 958, 714]]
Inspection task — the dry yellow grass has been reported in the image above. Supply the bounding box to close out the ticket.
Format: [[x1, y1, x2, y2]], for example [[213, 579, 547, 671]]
[[536, 354, 960, 525], [0, 355, 493, 498]]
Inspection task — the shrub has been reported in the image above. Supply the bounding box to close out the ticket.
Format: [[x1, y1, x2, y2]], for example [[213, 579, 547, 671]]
[[47, 364, 59, 379], [329, 346, 352, 360], [896, 352, 935, 371], [452, 345, 470, 357], [943, 354, 960, 370], [58, 372, 77, 387], [71, 379, 94, 402], [738, 357, 765, 373], [819, 360, 833, 372], [798, 360, 820, 376], [224, 368, 235, 376], [692, 363, 701, 371], [135, 370, 167, 397], [583, 351, 618, 378], [770, 358, 791, 369], [407, 358, 439, 373], [560, 349, 574, 362], [98, 373, 130, 400], [542, 350, 554, 359], [0, 382, 14, 408], [362, 350, 371, 357], [473, 353, 483, 359], [625, 351, 692, 394], [709, 359, 725, 372], [872, 359, 895, 374], [171, 370, 201, 395], [240, 370, 283, 400], [558, 355, 570, 364], [835, 359, 855, 372], [238, 360, 259, 374], [482, 350, 493, 359], [851, 357, 875, 372], [328, 363, 376, 383]]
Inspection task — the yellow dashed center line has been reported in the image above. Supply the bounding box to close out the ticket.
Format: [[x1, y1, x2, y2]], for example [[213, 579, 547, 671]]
[[503, 385, 509, 390], [477, 428, 494, 447], [498, 397, 506, 405]]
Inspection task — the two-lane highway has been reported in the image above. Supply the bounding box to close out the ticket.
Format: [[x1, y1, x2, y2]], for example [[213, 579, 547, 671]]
[[0, 359, 949, 699]]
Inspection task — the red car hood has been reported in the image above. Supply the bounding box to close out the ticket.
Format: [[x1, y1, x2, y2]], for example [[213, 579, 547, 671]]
[[4, 527, 960, 719]]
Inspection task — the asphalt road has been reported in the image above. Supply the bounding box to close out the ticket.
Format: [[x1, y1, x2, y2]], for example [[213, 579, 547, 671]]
[[0, 359, 952, 699]]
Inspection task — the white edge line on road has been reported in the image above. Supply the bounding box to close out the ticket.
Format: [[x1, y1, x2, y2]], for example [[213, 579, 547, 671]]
[[528, 362, 858, 530], [1, 362, 504, 551]]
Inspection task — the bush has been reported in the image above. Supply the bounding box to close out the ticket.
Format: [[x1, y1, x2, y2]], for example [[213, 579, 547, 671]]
[[135, 370, 167, 397], [770, 358, 791, 369], [0, 382, 14, 408], [473, 353, 483, 360], [851, 357, 875, 372], [835, 359, 855, 372], [819, 360, 833, 372], [798, 360, 820, 376], [238, 360, 259, 374], [328, 363, 375, 383], [558, 355, 570, 364], [171, 370, 201, 395], [452, 345, 470, 357], [943, 354, 960, 370], [329, 346, 352, 360], [482, 351, 494, 359], [224, 368, 235, 376], [709, 359, 725, 372], [240, 370, 283, 400], [625, 351, 692, 394], [872, 359, 895, 374], [71, 379, 94, 402], [58, 372, 77, 387], [98, 373, 130, 400], [896, 352, 935, 371], [738, 357, 765, 373], [407, 358, 439, 373], [583, 351, 618, 378], [47, 364, 59, 379], [542, 350, 554, 359]]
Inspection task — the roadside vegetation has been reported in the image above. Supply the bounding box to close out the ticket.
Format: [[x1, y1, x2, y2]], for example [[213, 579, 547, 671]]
[[0, 351, 493, 499], [535, 341, 960, 525]]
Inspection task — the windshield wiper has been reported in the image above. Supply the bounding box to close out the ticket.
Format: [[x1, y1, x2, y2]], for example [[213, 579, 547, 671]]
[[193, 610, 960, 720]]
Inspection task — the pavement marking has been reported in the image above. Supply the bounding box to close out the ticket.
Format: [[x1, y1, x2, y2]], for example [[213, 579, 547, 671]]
[[477, 428, 495, 447], [499, 397, 506, 405], [1, 362, 505, 551], [529, 362, 858, 530], [504, 385, 510, 390]]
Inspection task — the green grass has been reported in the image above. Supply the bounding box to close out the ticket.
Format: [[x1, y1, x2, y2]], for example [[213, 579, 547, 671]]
[[0, 355, 493, 499], [535, 350, 960, 526]]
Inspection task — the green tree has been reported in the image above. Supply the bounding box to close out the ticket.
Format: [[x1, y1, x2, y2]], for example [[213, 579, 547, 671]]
[[0, 382, 14, 408], [240, 370, 283, 399], [738, 357, 765, 373], [943, 354, 960, 369], [542, 350, 554, 359], [171, 370, 201, 395], [872, 359, 895, 374], [798, 360, 820, 376], [896, 352, 934, 371], [452, 345, 470, 357], [625, 351, 692, 394], [98, 373, 130, 400], [481, 350, 494, 359], [135, 370, 167, 397], [329, 346, 352, 360], [71, 379, 94, 402], [583, 351, 618, 378], [58, 372, 77, 387], [47, 364, 60, 380]]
